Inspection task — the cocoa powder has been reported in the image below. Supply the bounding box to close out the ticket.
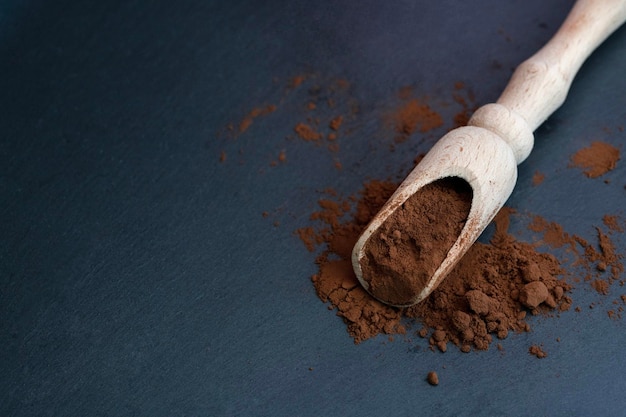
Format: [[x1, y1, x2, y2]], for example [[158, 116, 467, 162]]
[[360, 177, 472, 306], [294, 122, 323, 142], [569, 141, 620, 178], [452, 82, 476, 128], [532, 170, 545, 186], [603, 214, 625, 233], [528, 344, 548, 359], [426, 371, 439, 386], [239, 104, 277, 133], [308, 181, 406, 343], [405, 207, 572, 352], [388, 97, 443, 143], [528, 215, 625, 293]]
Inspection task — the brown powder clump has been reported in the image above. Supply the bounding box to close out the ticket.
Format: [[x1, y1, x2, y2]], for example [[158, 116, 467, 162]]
[[329, 115, 343, 131], [359, 177, 472, 306], [294, 122, 323, 142], [591, 279, 609, 295], [569, 141, 620, 178], [529, 344, 548, 359], [426, 371, 439, 386], [596, 227, 624, 282]]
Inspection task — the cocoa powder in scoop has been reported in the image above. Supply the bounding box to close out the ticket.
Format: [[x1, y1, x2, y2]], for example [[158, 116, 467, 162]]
[[359, 177, 472, 306]]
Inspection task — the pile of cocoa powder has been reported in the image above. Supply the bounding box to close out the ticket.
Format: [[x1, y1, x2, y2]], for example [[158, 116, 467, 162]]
[[302, 179, 577, 352]]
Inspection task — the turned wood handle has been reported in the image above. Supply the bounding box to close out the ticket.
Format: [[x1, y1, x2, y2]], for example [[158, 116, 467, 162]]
[[469, 0, 626, 164]]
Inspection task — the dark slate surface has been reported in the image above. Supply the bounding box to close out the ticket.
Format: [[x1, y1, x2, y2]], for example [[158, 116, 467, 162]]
[[2, 0, 626, 415]]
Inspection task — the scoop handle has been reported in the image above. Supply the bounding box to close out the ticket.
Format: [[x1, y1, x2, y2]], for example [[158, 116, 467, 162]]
[[469, 0, 626, 163]]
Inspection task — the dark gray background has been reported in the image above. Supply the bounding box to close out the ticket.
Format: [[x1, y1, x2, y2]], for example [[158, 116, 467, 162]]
[[2, 0, 626, 415]]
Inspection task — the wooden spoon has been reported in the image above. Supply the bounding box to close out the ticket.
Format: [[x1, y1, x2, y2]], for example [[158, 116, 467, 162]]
[[352, 0, 626, 307]]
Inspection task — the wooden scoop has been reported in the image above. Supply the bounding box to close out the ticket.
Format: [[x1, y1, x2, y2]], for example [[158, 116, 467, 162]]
[[352, 0, 626, 307]]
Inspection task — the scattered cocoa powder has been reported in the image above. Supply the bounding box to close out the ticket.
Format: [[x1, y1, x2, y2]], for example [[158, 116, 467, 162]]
[[528, 344, 547, 359], [532, 171, 545, 186], [596, 227, 624, 282], [603, 214, 624, 233], [239, 104, 277, 133], [386, 82, 475, 143], [289, 74, 307, 89], [569, 141, 620, 178], [220, 74, 358, 169], [528, 215, 576, 250], [296, 226, 322, 252], [294, 122, 323, 141], [218, 73, 626, 358], [452, 82, 476, 128], [360, 177, 472, 306], [591, 279, 609, 295], [269, 149, 287, 166], [528, 215, 625, 293], [389, 98, 443, 143], [329, 115, 343, 131]]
